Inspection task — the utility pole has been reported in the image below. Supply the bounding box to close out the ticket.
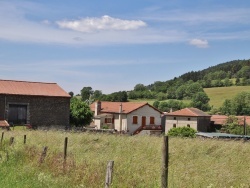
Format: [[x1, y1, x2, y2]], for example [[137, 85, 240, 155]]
[[244, 116, 247, 136]]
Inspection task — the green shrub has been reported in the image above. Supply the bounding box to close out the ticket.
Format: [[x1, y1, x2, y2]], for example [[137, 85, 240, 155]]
[[167, 126, 197, 138], [101, 125, 109, 129]]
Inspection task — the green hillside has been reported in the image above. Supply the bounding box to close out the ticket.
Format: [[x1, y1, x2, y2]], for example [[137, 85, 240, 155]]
[[205, 86, 250, 108]]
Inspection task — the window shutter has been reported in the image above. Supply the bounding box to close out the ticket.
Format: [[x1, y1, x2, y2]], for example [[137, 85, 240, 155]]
[[150, 117, 155, 124]]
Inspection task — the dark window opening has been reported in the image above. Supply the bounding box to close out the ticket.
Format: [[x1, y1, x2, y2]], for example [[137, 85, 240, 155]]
[[133, 116, 138, 124], [173, 124, 176, 128], [105, 118, 112, 123], [8, 104, 27, 124], [150, 116, 155, 124]]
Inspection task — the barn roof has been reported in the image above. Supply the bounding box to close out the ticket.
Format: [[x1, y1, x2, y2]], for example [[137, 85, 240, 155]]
[[90, 101, 162, 114], [0, 120, 9, 127], [0, 79, 70, 97], [211, 115, 250, 125], [167, 108, 211, 117]]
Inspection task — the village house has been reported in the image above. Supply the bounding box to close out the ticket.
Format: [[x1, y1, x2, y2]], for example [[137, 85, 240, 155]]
[[165, 108, 211, 133], [0, 79, 70, 129], [90, 101, 163, 135]]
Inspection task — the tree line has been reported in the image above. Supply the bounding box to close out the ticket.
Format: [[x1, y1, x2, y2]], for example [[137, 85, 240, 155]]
[[68, 59, 250, 127]]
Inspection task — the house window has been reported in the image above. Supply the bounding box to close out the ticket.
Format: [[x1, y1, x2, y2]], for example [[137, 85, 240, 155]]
[[132, 116, 138, 124], [105, 118, 112, 124], [188, 118, 190, 121], [187, 124, 190, 127], [173, 124, 176, 128], [150, 117, 155, 124], [174, 117, 176, 120]]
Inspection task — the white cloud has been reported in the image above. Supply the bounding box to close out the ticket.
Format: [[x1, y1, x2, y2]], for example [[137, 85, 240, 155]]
[[56, 15, 147, 32], [1, 2, 250, 46], [189, 39, 209, 48]]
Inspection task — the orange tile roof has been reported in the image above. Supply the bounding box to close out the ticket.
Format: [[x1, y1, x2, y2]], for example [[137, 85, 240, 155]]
[[0, 79, 70, 97], [90, 101, 161, 114], [0, 120, 9, 127], [211, 115, 250, 125], [237, 116, 250, 125], [211, 115, 228, 125], [167, 108, 211, 117]]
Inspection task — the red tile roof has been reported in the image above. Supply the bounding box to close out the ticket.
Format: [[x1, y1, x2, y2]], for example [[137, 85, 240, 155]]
[[167, 108, 211, 117], [211, 115, 250, 125], [90, 101, 162, 114], [0, 120, 9, 127], [0, 80, 70, 97], [211, 115, 228, 125]]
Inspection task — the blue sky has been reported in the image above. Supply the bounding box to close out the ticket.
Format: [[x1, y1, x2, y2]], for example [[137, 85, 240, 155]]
[[1, 0, 250, 94]]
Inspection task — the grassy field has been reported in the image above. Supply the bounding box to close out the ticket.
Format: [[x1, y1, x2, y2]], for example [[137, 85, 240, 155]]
[[129, 86, 250, 109], [0, 130, 250, 187], [204, 86, 250, 108]]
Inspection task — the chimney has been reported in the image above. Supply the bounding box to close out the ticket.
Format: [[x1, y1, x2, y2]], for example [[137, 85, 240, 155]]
[[95, 101, 101, 116], [119, 103, 123, 113], [119, 103, 123, 132]]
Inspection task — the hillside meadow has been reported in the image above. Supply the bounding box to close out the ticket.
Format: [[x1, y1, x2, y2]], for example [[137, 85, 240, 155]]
[[204, 85, 250, 108], [130, 86, 250, 110], [0, 130, 250, 187]]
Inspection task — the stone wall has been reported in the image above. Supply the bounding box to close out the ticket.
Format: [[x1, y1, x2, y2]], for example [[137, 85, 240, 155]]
[[0, 94, 70, 128]]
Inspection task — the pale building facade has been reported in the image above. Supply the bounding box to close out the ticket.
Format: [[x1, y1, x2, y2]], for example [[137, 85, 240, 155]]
[[90, 101, 162, 135], [165, 108, 211, 133]]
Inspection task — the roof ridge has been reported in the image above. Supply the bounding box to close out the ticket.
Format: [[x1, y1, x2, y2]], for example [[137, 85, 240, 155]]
[[0, 79, 56, 84], [186, 108, 198, 116]]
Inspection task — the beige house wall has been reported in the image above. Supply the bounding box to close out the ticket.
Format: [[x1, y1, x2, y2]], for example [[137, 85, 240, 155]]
[[93, 104, 161, 134], [95, 119, 101, 129], [114, 114, 127, 132], [127, 105, 162, 134], [165, 116, 198, 133]]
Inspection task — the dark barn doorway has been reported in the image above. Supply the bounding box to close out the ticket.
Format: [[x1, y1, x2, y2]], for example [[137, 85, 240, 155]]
[[8, 104, 27, 124]]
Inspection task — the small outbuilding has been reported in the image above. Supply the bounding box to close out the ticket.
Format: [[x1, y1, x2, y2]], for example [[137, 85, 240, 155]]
[[0, 79, 70, 129], [165, 108, 211, 133]]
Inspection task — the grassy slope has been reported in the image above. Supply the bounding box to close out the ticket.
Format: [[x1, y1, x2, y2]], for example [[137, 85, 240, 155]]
[[130, 86, 250, 109], [1, 130, 250, 187], [204, 86, 250, 108]]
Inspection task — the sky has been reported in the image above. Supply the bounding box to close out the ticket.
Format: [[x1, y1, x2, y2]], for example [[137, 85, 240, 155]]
[[1, 0, 250, 94]]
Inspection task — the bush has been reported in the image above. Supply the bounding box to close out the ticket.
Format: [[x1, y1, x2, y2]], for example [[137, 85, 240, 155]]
[[102, 125, 109, 129], [167, 127, 197, 138]]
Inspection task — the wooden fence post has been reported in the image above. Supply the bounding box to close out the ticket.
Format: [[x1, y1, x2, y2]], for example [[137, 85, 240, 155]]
[[63, 137, 68, 172], [105, 160, 114, 188], [161, 136, 169, 188], [24, 135, 27, 144], [1, 132, 4, 145], [64, 137, 68, 161], [9, 137, 14, 146], [39, 146, 48, 164]]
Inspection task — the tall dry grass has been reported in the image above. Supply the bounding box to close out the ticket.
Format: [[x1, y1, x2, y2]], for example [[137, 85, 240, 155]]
[[0, 130, 250, 187]]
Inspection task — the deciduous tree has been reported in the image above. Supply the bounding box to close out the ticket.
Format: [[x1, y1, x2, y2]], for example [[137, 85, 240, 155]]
[[81, 87, 93, 101], [70, 97, 93, 127], [190, 92, 211, 111]]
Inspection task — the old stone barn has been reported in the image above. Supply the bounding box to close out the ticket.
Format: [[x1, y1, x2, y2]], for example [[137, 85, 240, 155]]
[[0, 80, 70, 128]]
